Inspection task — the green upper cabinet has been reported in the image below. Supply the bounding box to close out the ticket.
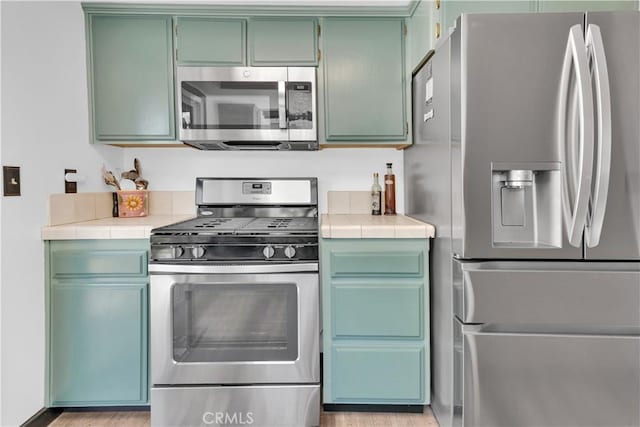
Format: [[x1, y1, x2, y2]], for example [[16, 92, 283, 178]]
[[438, 1, 536, 40], [88, 14, 175, 142], [175, 17, 246, 65], [408, 0, 435, 72], [538, 0, 638, 12], [322, 18, 406, 143], [432, 0, 637, 48], [248, 18, 318, 66]]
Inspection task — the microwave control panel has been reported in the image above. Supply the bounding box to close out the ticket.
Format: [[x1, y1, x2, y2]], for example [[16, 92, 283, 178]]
[[287, 82, 313, 129]]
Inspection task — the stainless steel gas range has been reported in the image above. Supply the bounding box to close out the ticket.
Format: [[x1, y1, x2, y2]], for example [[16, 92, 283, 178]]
[[149, 178, 320, 427]]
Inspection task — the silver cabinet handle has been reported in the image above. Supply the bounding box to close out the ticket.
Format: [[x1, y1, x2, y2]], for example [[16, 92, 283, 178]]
[[585, 24, 612, 248], [278, 81, 287, 129], [558, 25, 595, 248]]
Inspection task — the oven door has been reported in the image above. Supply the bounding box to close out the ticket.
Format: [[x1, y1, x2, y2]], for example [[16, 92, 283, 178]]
[[150, 263, 319, 386]]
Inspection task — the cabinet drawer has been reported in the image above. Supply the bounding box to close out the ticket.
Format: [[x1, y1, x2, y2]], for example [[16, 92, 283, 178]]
[[52, 250, 148, 278], [333, 284, 422, 338], [330, 251, 424, 277], [332, 345, 424, 402]]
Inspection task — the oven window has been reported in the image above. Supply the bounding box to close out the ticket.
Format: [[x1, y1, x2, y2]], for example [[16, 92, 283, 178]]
[[181, 81, 281, 130], [172, 283, 298, 362]]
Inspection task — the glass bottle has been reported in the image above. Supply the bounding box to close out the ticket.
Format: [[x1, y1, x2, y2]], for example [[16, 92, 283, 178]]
[[371, 173, 382, 216], [384, 163, 396, 215]]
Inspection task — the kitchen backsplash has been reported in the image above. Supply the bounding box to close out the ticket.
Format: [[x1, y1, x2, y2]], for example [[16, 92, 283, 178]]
[[48, 191, 195, 226], [121, 147, 404, 214], [328, 191, 387, 214]]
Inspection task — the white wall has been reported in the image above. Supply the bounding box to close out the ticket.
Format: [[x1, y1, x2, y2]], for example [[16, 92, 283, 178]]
[[0, 3, 4, 423], [1, 2, 122, 425], [123, 148, 404, 213]]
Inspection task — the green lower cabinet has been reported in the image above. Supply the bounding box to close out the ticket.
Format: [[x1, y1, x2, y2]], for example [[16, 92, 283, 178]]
[[322, 238, 430, 405], [47, 240, 149, 407]]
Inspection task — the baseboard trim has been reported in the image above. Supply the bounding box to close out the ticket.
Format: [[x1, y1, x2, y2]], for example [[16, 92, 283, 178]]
[[323, 404, 425, 413], [21, 405, 150, 426], [63, 406, 150, 412], [20, 408, 63, 427]]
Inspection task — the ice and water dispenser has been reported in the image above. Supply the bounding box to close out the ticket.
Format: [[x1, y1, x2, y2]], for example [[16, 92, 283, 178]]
[[491, 162, 562, 248]]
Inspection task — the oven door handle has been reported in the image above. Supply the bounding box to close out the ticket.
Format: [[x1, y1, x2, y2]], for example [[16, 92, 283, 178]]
[[149, 262, 319, 274]]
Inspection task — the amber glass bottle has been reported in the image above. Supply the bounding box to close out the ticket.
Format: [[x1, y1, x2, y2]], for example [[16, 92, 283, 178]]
[[384, 163, 396, 215]]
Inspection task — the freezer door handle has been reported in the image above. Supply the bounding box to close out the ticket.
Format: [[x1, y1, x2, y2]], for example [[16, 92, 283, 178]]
[[558, 25, 595, 247], [585, 24, 612, 248]]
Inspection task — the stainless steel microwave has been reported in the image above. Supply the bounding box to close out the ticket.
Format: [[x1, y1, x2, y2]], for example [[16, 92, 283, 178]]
[[177, 67, 317, 150]]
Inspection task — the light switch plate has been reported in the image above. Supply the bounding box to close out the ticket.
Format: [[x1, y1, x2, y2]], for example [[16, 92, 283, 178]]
[[3, 166, 21, 196]]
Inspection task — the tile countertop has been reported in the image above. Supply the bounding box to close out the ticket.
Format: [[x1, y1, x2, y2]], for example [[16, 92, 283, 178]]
[[41, 215, 194, 240], [321, 214, 435, 239], [42, 191, 196, 240]]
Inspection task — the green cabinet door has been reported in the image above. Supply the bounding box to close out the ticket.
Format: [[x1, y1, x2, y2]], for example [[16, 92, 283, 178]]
[[439, 1, 536, 40], [322, 18, 406, 142], [88, 14, 175, 142], [408, 0, 436, 71], [176, 17, 246, 65], [538, 0, 638, 12], [49, 281, 148, 406], [248, 18, 318, 66]]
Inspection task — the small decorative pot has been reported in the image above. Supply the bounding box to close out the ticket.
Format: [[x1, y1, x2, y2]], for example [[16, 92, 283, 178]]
[[117, 190, 148, 217]]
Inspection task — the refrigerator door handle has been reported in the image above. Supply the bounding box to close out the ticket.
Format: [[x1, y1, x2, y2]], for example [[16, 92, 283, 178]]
[[585, 24, 612, 248], [558, 25, 595, 247]]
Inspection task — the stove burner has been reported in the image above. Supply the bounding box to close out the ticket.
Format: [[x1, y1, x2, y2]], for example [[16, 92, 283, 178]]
[[150, 178, 318, 263]]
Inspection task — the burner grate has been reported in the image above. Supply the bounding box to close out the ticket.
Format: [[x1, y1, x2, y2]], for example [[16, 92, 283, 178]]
[[152, 216, 317, 235], [266, 218, 293, 228]]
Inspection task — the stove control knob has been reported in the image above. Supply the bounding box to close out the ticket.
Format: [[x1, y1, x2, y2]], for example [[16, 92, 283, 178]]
[[263, 246, 275, 259], [191, 246, 206, 259], [171, 246, 184, 259], [284, 245, 296, 259]]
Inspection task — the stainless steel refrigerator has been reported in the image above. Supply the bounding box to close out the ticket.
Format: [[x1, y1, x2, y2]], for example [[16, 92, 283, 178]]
[[404, 11, 640, 427]]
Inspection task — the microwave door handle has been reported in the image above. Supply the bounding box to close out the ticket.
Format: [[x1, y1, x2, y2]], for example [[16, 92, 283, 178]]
[[585, 24, 612, 248], [558, 25, 595, 247], [278, 81, 287, 129]]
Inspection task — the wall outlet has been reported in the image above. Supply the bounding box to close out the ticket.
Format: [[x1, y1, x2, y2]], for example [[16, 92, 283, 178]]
[[3, 166, 21, 196], [65, 168, 77, 194]]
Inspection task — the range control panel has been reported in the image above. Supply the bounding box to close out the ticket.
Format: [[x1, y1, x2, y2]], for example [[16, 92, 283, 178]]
[[242, 182, 272, 195]]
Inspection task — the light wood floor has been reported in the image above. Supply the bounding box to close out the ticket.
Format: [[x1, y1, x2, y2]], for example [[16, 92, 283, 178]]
[[49, 408, 439, 427]]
